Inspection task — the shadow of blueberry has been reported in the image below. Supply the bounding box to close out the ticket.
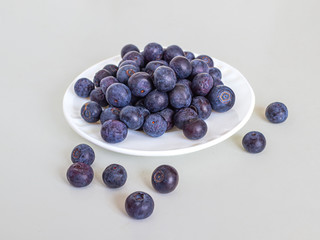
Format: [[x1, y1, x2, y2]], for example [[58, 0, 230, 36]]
[[113, 193, 128, 216], [231, 134, 243, 150]]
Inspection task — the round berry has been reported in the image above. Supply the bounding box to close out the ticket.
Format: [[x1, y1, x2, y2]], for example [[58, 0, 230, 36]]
[[242, 131, 266, 153], [183, 118, 207, 140], [196, 54, 214, 68], [71, 144, 95, 165], [163, 45, 184, 63], [121, 44, 139, 58], [153, 66, 177, 92], [66, 163, 94, 187], [207, 85, 235, 112], [74, 78, 94, 98], [80, 101, 102, 123], [125, 191, 154, 220], [143, 42, 164, 62], [169, 56, 192, 79], [143, 113, 167, 137], [100, 120, 128, 143], [103, 64, 118, 77], [265, 102, 288, 123], [106, 83, 131, 108], [93, 69, 112, 87], [151, 165, 179, 193], [102, 164, 127, 188]]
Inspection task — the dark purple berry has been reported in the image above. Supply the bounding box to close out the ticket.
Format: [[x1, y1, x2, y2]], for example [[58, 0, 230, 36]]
[[100, 120, 128, 143], [183, 118, 207, 140], [125, 191, 154, 220], [153, 66, 177, 92], [190, 59, 209, 78], [74, 78, 95, 98], [151, 165, 179, 193], [242, 131, 266, 153], [80, 101, 102, 123], [120, 106, 144, 130], [207, 85, 235, 112], [143, 113, 167, 137], [71, 144, 95, 166], [173, 108, 198, 129], [122, 51, 145, 68], [103, 64, 118, 77], [106, 83, 131, 108], [163, 45, 184, 63], [196, 55, 214, 68], [66, 163, 94, 187], [159, 108, 175, 131], [184, 51, 195, 61], [116, 64, 140, 84], [169, 84, 192, 109], [143, 42, 164, 62], [169, 56, 192, 79], [102, 164, 127, 188], [90, 87, 108, 107], [209, 67, 222, 80], [144, 89, 169, 113], [93, 69, 112, 87], [121, 44, 139, 58], [144, 61, 167, 76], [191, 73, 214, 96], [265, 102, 288, 123], [128, 72, 153, 97], [100, 107, 120, 124], [118, 60, 140, 69], [191, 96, 212, 120], [100, 76, 118, 93]]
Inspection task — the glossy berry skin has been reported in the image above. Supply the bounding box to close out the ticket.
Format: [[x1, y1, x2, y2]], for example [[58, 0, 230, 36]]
[[116, 64, 140, 84], [125, 191, 154, 220], [184, 51, 195, 61], [103, 64, 118, 77], [207, 85, 235, 112], [242, 131, 266, 153], [118, 60, 140, 69], [144, 61, 167, 76], [100, 76, 119, 93], [93, 69, 112, 87], [66, 163, 94, 188], [212, 78, 224, 87], [144, 89, 169, 112], [102, 164, 127, 188], [100, 120, 128, 143], [100, 107, 120, 124], [152, 165, 179, 193], [143, 42, 164, 62], [190, 59, 209, 78], [122, 51, 145, 68], [265, 102, 288, 123], [106, 83, 131, 108], [169, 84, 192, 109], [81, 101, 102, 123], [174, 107, 198, 129], [159, 108, 175, 131], [143, 113, 167, 137], [191, 73, 214, 96], [74, 78, 95, 98], [196, 55, 214, 68], [120, 106, 144, 130], [183, 118, 207, 140], [71, 144, 95, 166], [169, 56, 192, 79], [136, 106, 150, 119], [128, 72, 153, 97], [209, 67, 222, 80], [163, 45, 184, 63], [177, 79, 192, 91], [191, 96, 212, 120], [121, 44, 140, 58], [89, 87, 108, 107], [153, 66, 177, 92]]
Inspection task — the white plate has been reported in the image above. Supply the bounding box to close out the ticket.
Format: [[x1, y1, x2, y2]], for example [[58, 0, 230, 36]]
[[63, 55, 255, 156]]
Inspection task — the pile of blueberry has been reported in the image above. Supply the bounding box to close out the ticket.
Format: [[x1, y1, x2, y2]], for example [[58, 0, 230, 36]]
[[67, 143, 179, 219], [74, 43, 236, 143]]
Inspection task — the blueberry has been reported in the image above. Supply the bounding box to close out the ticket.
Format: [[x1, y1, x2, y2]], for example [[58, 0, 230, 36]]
[[106, 83, 131, 108], [128, 72, 153, 97], [173, 107, 198, 129], [209, 67, 222, 80], [120, 106, 144, 130], [153, 66, 177, 92], [144, 61, 167, 76], [93, 69, 112, 87], [121, 44, 140, 58], [125, 191, 154, 220], [116, 64, 140, 84], [242, 131, 266, 153], [144, 89, 169, 112], [169, 84, 192, 109], [122, 51, 145, 68], [71, 144, 95, 166], [196, 55, 214, 68], [143, 113, 167, 137], [80, 101, 102, 123], [159, 108, 175, 131], [74, 78, 95, 98], [163, 45, 184, 63], [184, 51, 195, 61], [176, 79, 192, 90], [183, 118, 207, 140], [212, 78, 224, 87], [102, 164, 127, 188], [103, 64, 118, 77], [66, 162, 94, 187], [90, 87, 108, 107], [265, 102, 288, 123], [190, 59, 209, 78], [100, 107, 121, 124], [156, 60, 169, 66], [100, 76, 119, 93], [136, 106, 150, 119], [151, 165, 179, 193], [100, 120, 128, 143], [207, 85, 235, 112], [191, 96, 212, 120], [169, 56, 192, 79], [118, 60, 140, 69], [191, 73, 214, 96], [143, 42, 164, 62]]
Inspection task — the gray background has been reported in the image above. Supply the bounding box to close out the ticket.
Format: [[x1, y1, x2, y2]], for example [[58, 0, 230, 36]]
[[1, 0, 319, 239]]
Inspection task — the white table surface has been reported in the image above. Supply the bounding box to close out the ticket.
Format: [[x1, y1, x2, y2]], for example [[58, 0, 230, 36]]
[[1, 0, 319, 239]]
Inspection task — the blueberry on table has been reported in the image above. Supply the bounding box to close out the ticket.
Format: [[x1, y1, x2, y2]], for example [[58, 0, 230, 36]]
[[265, 102, 288, 123], [106, 83, 131, 108], [169, 84, 192, 109], [128, 72, 153, 97], [89, 87, 108, 107], [74, 78, 95, 98], [209, 67, 222, 81], [144, 61, 167, 76], [93, 69, 112, 87], [159, 108, 175, 131], [125, 191, 154, 220], [102, 164, 127, 188], [66, 163, 94, 187], [191, 73, 214, 96], [183, 118, 207, 140], [100, 107, 121, 124], [144, 89, 169, 112], [184, 51, 195, 61], [242, 131, 266, 153], [143, 42, 164, 62], [190, 59, 209, 78], [100, 76, 118, 93], [169, 56, 192, 79], [118, 60, 140, 69], [153, 66, 177, 92], [207, 85, 235, 112], [121, 44, 140, 58], [103, 64, 118, 77], [100, 120, 128, 143], [71, 144, 95, 165], [80, 101, 102, 123], [163, 45, 184, 63], [143, 113, 167, 137], [191, 96, 212, 120], [120, 106, 144, 130], [173, 107, 198, 129], [151, 165, 179, 193], [196, 54, 214, 68], [122, 51, 145, 68]]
